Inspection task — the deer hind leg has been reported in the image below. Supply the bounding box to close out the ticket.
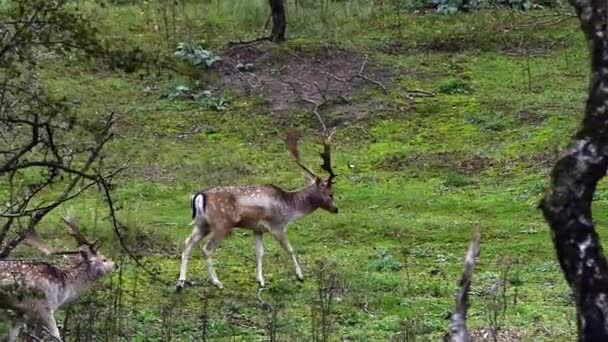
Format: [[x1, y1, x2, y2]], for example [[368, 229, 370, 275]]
[[176, 223, 209, 291], [270, 229, 304, 281], [254, 232, 265, 287], [201, 228, 228, 289]]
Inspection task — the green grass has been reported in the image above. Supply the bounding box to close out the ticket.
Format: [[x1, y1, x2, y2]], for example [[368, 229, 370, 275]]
[[3, 0, 601, 340]]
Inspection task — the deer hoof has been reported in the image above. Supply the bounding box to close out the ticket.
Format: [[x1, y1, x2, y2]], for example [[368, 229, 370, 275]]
[[212, 280, 224, 289], [296, 274, 304, 282], [258, 280, 265, 288], [175, 280, 185, 292]]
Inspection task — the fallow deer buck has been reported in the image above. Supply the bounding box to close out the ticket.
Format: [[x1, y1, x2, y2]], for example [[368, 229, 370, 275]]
[[176, 130, 338, 290], [0, 217, 117, 342]]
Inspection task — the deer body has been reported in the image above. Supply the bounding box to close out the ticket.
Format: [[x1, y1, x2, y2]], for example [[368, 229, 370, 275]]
[[0, 218, 116, 342], [177, 131, 338, 290]]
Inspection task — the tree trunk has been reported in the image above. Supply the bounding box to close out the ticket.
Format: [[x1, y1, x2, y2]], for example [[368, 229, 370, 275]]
[[539, 0, 608, 340], [268, 0, 286, 43]]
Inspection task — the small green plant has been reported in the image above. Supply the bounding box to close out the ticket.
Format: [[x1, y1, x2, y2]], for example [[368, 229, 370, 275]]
[[197, 95, 230, 111], [174, 41, 221, 69], [437, 78, 473, 94], [441, 172, 473, 188], [369, 248, 404, 272]]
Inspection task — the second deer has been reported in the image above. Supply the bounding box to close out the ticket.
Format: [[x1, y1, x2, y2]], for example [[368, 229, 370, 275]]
[[0, 217, 116, 342], [176, 130, 339, 290]]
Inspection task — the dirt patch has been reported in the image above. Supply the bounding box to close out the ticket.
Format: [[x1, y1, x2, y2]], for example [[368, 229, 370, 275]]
[[518, 108, 546, 125], [377, 151, 493, 174], [214, 42, 392, 123], [520, 150, 559, 170], [469, 327, 524, 341]]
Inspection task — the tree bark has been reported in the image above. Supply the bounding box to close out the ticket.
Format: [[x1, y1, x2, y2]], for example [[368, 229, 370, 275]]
[[268, 0, 286, 43], [539, 0, 608, 340]]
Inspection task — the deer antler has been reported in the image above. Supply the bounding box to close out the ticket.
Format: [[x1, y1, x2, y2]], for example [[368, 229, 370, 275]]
[[319, 129, 336, 186], [23, 227, 82, 256], [61, 216, 98, 250], [286, 130, 318, 179], [22, 228, 57, 256]]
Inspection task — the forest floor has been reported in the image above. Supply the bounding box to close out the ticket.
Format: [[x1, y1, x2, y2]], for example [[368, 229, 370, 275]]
[[3, 1, 601, 340]]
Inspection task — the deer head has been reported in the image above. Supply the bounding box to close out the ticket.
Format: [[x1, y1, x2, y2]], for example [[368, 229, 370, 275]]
[[286, 130, 338, 213], [61, 216, 117, 275]]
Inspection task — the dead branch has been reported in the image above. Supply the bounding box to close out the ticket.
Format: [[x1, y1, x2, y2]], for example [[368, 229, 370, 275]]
[[445, 229, 481, 342], [227, 36, 270, 47], [291, 51, 388, 96], [405, 89, 435, 98], [279, 76, 328, 131], [350, 56, 388, 94], [0, 111, 120, 258]]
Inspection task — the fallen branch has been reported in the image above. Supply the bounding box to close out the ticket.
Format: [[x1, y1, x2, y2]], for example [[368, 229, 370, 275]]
[[227, 36, 270, 47], [351, 56, 388, 94], [279, 76, 328, 131], [405, 89, 435, 98]]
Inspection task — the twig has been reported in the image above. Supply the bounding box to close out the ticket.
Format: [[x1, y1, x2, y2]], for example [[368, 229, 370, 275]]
[[405, 89, 435, 98], [279, 76, 328, 131], [227, 36, 270, 47], [352, 56, 388, 94]]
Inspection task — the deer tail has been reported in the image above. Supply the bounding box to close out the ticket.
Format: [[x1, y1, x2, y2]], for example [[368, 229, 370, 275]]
[[191, 192, 207, 222]]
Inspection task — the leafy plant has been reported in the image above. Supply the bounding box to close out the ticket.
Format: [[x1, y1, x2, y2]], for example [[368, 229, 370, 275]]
[[197, 95, 230, 111], [437, 78, 473, 94], [490, 0, 533, 10], [174, 41, 221, 69], [369, 248, 404, 272]]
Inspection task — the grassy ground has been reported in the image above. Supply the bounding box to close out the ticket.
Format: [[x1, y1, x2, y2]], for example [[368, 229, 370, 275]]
[[4, 0, 604, 340]]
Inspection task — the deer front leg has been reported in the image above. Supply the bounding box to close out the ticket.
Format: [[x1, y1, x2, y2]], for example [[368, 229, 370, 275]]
[[202, 230, 228, 289], [7, 323, 21, 342], [176, 226, 205, 291], [254, 232, 265, 287], [43, 313, 62, 342], [270, 230, 304, 281], [31, 309, 62, 342]]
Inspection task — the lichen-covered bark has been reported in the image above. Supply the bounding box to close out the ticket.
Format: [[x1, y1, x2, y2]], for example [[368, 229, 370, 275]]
[[539, 0, 608, 340]]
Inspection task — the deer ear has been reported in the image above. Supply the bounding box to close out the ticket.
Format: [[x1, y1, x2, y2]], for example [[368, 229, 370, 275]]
[[304, 174, 316, 185], [79, 248, 90, 261]]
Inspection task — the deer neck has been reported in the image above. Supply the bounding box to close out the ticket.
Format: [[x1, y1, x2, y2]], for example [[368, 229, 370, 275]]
[[59, 263, 100, 302], [286, 185, 322, 221]]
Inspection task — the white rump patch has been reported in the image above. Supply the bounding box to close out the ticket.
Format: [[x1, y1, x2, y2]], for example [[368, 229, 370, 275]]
[[195, 193, 205, 215]]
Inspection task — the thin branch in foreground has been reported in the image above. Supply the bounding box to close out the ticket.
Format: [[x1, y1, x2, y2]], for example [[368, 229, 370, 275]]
[[446, 229, 481, 342]]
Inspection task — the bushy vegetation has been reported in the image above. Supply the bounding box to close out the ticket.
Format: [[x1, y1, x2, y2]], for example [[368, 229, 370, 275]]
[[0, 0, 591, 340]]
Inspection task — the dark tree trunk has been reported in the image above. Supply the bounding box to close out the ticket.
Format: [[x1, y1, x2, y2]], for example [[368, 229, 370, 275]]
[[539, 1, 608, 340], [268, 0, 286, 43]]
